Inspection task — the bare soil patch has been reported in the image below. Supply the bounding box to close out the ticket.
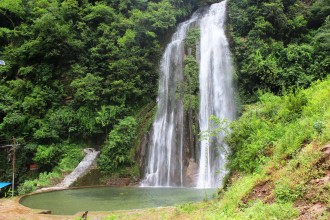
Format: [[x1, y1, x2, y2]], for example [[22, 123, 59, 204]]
[[242, 180, 275, 204], [294, 144, 330, 220]]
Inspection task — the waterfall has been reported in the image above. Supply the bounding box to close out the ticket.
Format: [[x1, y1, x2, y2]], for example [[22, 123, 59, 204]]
[[142, 0, 235, 188], [141, 14, 199, 187]]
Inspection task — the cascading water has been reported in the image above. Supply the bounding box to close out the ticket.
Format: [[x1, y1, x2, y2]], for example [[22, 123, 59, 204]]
[[142, 0, 235, 188], [196, 1, 235, 188], [141, 15, 199, 187]]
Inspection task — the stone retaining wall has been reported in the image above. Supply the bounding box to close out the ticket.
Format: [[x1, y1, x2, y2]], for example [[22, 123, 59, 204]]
[[106, 178, 130, 186]]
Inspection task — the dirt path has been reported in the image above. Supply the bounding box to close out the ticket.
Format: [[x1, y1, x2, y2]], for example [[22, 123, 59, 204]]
[[0, 197, 71, 220], [0, 196, 179, 220]]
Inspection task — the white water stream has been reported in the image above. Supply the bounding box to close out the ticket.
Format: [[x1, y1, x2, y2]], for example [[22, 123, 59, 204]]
[[141, 15, 199, 187], [142, 1, 234, 188], [197, 1, 235, 188]]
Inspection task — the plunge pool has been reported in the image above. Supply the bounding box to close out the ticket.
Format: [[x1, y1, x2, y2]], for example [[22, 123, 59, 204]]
[[20, 187, 216, 215]]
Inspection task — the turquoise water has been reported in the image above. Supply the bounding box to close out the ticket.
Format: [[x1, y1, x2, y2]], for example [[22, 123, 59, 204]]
[[20, 187, 215, 215]]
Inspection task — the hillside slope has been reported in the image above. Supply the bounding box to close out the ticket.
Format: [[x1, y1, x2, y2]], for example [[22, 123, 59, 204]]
[[172, 77, 330, 219]]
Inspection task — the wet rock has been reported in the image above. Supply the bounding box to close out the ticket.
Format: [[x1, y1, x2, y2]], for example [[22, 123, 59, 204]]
[[38, 210, 51, 214], [185, 158, 199, 186], [106, 178, 130, 186]]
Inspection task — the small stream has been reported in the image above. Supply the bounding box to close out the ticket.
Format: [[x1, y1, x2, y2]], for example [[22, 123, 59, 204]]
[[20, 187, 215, 215]]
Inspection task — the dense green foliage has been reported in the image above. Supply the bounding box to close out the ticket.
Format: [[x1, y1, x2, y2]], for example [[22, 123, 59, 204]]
[[0, 0, 216, 188], [183, 55, 199, 111], [228, 0, 330, 102], [227, 77, 330, 173], [98, 116, 137, 172]]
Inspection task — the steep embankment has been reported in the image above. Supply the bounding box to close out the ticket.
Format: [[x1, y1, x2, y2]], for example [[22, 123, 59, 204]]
[[172, 77, 330, 219]]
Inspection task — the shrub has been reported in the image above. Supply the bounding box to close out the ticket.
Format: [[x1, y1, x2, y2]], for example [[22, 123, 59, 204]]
[[56, 145, 84, 172], [33, 145, 61, 172], [18, 180, 37, 195], [313, 121, 325, 134], [98, 116, 137, 172], [37, 172, 61, 187], [228, 108, 280, 173]]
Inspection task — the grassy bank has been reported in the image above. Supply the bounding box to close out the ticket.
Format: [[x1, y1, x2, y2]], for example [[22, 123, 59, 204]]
[[170, 77, 330, 219]]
